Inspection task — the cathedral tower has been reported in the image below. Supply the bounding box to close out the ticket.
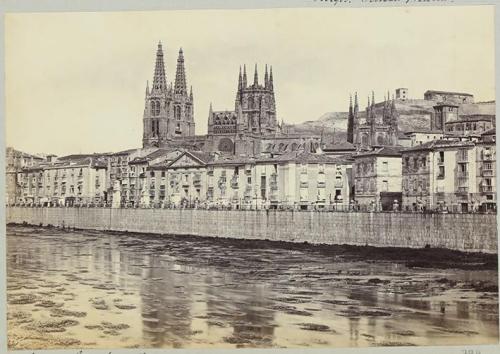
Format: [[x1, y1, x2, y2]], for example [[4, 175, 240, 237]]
[[143, 43, 195, 148]]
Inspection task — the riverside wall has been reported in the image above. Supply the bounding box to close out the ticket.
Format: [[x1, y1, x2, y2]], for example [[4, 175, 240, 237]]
[[5, 207, 498, 253]]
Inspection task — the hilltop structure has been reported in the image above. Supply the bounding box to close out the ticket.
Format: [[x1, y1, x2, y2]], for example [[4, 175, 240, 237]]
[[348, 91, 399, 148]]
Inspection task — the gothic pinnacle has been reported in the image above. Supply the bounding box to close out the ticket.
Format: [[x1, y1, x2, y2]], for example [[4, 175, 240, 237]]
[[238, 66, 243, 91], [265, 64, 269, 88], [242, 64, 247, 88], [269, 66, 274, 90], [253, 63, 258, 86]]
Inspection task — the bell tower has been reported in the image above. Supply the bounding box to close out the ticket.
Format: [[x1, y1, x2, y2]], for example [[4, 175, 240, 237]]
[[143, 42, 195, 148]]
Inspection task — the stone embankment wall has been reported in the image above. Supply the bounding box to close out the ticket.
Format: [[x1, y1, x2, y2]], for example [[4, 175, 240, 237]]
[[6, 207, 498, 253]]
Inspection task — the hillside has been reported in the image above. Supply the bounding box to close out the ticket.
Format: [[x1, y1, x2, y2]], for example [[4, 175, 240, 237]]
[[287, 99, 495, 140]]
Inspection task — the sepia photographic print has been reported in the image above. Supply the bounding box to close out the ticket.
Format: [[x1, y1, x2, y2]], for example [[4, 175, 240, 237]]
[[1, 1, 499, 353]]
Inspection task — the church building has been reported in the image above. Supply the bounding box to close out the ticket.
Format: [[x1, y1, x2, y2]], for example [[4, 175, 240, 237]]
[[142, 42, 195, 148], [348, 91, 399, 148]]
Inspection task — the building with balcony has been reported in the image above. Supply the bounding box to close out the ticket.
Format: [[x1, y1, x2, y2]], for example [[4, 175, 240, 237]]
[[17, 156, 108, 206], [353, 147, 402, 210], [401, 135, 495, 212]]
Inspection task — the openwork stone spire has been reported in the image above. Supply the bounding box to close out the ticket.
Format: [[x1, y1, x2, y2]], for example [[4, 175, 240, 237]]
[[152, 41, 167, 92], [174, 48, 187, 95]]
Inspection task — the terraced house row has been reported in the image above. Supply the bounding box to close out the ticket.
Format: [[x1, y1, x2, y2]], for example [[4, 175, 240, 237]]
[[9, 128, 495, 212], [9, 144, 353, 210]]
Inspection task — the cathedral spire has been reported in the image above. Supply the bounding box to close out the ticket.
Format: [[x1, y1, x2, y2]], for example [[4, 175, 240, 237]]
[[354, 91, 358, 113], [190, 85, 193, 100], [146, 80, 150, 96], [253, 64, 259, 86], [238, 66, 243, 92], [371, 91, 375, 106], [347, 94, 354, 144], [152, 41, 167, 92], [264, 64, 269, 89], [174, 48, 187, 95], [269, 66, 274, 91], [242, 64, 247, 88]]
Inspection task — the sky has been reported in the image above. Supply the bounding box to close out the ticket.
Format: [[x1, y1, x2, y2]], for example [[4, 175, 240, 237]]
[[5, 5, 495, 156]]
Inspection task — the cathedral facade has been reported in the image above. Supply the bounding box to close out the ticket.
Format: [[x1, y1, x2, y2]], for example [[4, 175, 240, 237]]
[[142, 42, 195, 148], [348, 92, 399, 148]]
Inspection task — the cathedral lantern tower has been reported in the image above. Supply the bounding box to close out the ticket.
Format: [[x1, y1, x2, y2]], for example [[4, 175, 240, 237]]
[[143, 42, 195, 148]]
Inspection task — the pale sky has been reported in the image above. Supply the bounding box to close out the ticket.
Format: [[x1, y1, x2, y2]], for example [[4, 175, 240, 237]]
[[5, 6, 495, 155]]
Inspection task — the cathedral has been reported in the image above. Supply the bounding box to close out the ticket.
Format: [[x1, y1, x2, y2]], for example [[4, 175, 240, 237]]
[[205, 64, 281, 155], [142, 42, 195, 148], [142, 41, 319, 156], [348, 91, 399, 148]]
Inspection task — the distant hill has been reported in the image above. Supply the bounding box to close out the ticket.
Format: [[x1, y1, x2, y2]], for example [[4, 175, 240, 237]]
[[286, 99, 495, 141]]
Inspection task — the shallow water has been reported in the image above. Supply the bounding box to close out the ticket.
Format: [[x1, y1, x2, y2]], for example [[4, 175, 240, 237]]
[[6, 225, 499, 349]]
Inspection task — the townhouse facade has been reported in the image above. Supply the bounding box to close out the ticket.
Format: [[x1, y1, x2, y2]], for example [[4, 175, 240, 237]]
[[353, 147, 403, 210], [401, 132, 496, 212], [140, 151, 352, 210], [16, 157, 108, 206]]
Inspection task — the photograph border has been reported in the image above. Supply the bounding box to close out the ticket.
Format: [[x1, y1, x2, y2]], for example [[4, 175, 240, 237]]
[[0, 1, 499, 354]]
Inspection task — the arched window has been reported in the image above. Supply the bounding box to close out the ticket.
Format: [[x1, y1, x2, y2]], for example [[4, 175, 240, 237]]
[[155, 101, 160, 116], [174, 106, 181, 120], [151, 101, 155, 115]]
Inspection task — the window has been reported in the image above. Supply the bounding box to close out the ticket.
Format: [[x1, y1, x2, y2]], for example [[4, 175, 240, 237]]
[[161, 171, 165, 178], [174, 106, 181, 120], [438, 151, 444, 164], [438, 166, 445, 179], [260, 176, 266, 199], [382, 180, 388, 192], [382, 161, 388, 173]]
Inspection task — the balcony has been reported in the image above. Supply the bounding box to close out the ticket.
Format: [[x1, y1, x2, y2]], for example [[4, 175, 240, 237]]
[[456, 171, 468, 178], [482, 153, 493, 161], [317, 181, 326, 188], [300, 182, 309, 188], [481, 169, 494, 177], [456, 186, 468, 194], [481, 185, 494, 193]]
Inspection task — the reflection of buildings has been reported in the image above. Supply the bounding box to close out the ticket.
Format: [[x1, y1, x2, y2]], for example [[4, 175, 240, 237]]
[[205, 276, 276, 347], [139, 253, 193, 347]]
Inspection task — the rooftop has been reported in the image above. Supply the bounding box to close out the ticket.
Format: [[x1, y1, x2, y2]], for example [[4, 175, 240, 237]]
[[425, 90, 473, 97]]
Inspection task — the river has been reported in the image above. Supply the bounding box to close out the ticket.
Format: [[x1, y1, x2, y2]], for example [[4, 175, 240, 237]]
[[6, 225, 499, 350]]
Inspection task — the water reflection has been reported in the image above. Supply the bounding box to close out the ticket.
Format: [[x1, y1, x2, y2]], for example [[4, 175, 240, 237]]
[[6, 226, 499, 350]]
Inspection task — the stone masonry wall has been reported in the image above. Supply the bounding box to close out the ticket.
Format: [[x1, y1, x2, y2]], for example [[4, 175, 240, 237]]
[[5, 207, 498, 253]]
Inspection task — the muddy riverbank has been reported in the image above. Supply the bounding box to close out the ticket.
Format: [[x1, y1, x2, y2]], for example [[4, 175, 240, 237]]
[[7, 224, 499, 350], [9, 222, 499, 270]]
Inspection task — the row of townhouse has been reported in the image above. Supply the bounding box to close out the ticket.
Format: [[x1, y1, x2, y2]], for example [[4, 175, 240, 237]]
[[12, 148, 354, 210], [15, 156, 108, 206], [352, 129, 496, 212], [134, 150, 353, 210], [12, 129, 495, 212]]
